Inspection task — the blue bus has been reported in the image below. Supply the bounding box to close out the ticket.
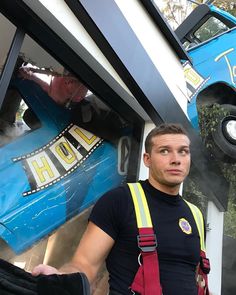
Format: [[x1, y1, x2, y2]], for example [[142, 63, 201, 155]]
[[176, 4, 236, 161]]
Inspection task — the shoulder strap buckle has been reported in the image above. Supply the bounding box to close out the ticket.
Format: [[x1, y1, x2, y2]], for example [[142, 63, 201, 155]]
[[137, 233, 157, 252]]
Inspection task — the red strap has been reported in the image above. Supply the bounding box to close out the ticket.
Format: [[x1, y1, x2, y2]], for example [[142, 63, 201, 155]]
[[130, 228, 162, 295], [198, 250, 210, 295], [130, 265, 144, 294]]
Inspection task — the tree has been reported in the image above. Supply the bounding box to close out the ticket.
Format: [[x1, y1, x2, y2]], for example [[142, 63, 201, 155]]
[[213, 0, 236, 16], [154, 0, 193, 29], [155, 0, 236, 29]]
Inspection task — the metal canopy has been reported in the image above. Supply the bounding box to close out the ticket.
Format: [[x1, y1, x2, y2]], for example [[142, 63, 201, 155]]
[[65, 0, 229, 211]]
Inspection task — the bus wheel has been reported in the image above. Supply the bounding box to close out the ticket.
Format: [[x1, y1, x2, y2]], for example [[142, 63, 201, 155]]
[[212, 104, 236, 161]]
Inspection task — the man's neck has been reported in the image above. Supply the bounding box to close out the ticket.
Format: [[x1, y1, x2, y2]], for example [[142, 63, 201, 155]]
[[148, 178, 180, 196]]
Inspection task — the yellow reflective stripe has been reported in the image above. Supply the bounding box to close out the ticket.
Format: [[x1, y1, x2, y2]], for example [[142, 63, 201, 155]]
[[128, 183, 153, 228], [137, 183, 153, 227], [128, 183, 204, 252], [184, 200, 205, 251]]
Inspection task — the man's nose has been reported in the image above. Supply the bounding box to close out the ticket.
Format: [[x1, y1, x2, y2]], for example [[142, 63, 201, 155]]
[[170, 152, 181, 165]]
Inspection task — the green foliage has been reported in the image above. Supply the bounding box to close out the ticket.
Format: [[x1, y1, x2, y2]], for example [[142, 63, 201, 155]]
[[198, 103, 229, 149], [183, 104, 228, 218], [224, 196, 236, 238], [198, 103, 228, 137], [221, 162, 236, 183], [198, 103, 236, 237], [183, 102, 236, 236]]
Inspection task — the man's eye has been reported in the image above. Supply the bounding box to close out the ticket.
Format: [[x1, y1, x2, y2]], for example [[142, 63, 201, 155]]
[[160, 149, 168, 154], [180, 149, 190, 155]]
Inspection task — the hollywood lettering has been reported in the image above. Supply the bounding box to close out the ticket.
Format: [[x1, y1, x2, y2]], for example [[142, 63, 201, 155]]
[[13, 124, 102, 196]]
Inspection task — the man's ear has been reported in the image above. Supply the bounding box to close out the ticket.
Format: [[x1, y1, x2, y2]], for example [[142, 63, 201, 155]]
[[143, 153, 150, 168]]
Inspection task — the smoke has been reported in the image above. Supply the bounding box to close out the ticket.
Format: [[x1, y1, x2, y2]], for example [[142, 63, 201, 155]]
[[0, 119, 25, 147]]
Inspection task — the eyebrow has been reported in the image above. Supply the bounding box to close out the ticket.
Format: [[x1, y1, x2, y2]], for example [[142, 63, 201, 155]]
[[156, 145, 190, 149]]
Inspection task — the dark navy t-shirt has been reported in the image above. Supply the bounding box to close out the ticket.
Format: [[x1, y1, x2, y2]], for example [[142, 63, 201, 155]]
[[89, 180, 200, 295]]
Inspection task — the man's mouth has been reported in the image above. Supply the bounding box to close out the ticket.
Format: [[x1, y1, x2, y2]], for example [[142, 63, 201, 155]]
[[166, 169, 182, 175]]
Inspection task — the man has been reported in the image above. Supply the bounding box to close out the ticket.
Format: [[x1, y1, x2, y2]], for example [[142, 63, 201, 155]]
[[18, 65, 88, 106], [32, 123, 205, 295], [18, 64, 124, 143]]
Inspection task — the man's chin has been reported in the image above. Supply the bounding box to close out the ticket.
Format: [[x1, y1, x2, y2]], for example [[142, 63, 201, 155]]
[[165, 178, 183, 187]]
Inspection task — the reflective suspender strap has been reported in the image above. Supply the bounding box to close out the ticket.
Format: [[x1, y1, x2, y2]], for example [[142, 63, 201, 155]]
[[184, 200, 205, 251], [128, 182, 152, 228], [184, 200, 210, 295], [128, 183, 162, 295]]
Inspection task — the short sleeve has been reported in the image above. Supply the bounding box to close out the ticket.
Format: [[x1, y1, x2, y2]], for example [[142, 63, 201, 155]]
[[89, 186, 128, 240]]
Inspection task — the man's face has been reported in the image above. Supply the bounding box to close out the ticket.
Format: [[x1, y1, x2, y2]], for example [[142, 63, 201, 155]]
[[143, 134, 191, 193]]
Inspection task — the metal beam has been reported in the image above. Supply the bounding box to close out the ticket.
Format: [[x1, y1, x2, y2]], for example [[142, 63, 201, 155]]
[[0, 28, 24, 109]]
